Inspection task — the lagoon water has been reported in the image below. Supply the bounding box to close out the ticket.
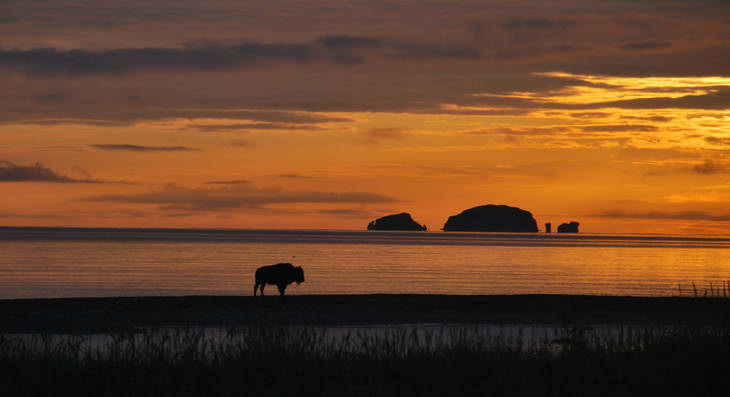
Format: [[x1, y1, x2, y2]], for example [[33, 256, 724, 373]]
[[2, 227, 730, 299]]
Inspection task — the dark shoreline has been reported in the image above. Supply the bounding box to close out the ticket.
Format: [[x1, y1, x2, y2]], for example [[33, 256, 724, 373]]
[[2, 294, 729, 333]]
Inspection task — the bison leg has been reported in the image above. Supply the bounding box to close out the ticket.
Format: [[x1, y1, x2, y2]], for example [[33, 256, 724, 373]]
[[253, 282, 260, 297], [260, 284, 266, 296], [277, 284, 287, 297]]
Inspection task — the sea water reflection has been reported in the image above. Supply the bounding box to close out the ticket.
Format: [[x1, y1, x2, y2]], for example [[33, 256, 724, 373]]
[[2, 227, 730, 298]]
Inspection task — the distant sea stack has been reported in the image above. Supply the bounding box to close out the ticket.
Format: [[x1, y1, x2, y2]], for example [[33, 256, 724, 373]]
[[557, 221, 580, 233], [367, 213, 427, 231], [443, 204, 538, 232]]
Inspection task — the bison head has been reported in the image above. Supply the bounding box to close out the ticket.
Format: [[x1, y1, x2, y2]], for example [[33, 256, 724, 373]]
[[294, 266, 305, 284]]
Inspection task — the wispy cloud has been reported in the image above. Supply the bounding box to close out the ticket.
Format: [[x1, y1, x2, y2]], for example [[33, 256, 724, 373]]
[[0, 209, 155, 220], [81, 184, 400, 211], [620, 42, 672, 51], [276, 173, 315, 179], [204, 179, 251, 185], [34, 89, 68, 103], [362, 128, 409, 143], [592, 210, 730, 222], [315, 208, 378, 218], [227, 139, 252, 147], [580, 124, 658, 133], [189, 123, 325, 132], [704, 136, 730, 146], [613, 147, 698, 161], [91, 144, 202, 152], [0, 35, 480, 78], [0, 160, 103, 183], [466, 126, 572, 136], [0, 109, 354, 128], [692, 159, 726, 175]]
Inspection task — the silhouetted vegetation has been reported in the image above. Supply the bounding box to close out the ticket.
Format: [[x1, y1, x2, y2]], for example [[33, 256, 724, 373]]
[[678, 281, 730, 298], [2, 323, 730, 396]]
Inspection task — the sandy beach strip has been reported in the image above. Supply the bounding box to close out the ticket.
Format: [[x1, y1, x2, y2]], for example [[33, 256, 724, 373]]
[[1, 294, 729, 333]]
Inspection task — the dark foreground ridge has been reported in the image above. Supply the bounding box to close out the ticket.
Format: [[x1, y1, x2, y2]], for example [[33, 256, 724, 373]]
[[2, 294, 729, 333], [4, 295, 730, 396]]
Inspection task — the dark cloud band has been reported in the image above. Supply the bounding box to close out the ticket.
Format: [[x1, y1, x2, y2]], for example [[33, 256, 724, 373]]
[[0, 160, 102, 183], [0, 36, 480, 77], [82, 184, 400, 211], [91, 144, 202, 152]]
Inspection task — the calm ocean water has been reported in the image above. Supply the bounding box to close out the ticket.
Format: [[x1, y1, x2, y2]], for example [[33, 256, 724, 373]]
[[2, 226, 730, 299]]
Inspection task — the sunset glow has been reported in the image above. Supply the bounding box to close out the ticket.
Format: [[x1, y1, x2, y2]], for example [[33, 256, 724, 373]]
[[3, 0, 730, 234]]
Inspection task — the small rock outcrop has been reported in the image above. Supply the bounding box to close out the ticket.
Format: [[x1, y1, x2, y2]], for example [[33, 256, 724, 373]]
[[367, 213, 427, 231], [443, 204, 538, 232], [557, 221, 580, 233]]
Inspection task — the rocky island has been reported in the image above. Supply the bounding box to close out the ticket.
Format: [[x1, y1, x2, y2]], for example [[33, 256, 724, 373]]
[[557, 221, 580, 233], [443, 204, 538, 232], [367, 212, 427, 231]]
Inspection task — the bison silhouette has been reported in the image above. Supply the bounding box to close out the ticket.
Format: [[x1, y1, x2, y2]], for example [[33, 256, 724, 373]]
[[253, 262, 305, 297]]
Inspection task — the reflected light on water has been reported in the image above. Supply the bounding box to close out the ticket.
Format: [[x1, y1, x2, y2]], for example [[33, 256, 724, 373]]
[[1, 228, 730, 298]]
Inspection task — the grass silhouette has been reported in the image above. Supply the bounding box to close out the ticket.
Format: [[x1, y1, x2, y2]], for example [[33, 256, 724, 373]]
[[2, 323, 730, 396]]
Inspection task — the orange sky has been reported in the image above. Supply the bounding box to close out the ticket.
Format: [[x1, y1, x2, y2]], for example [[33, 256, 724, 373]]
[[2, 0, 730, 234]]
